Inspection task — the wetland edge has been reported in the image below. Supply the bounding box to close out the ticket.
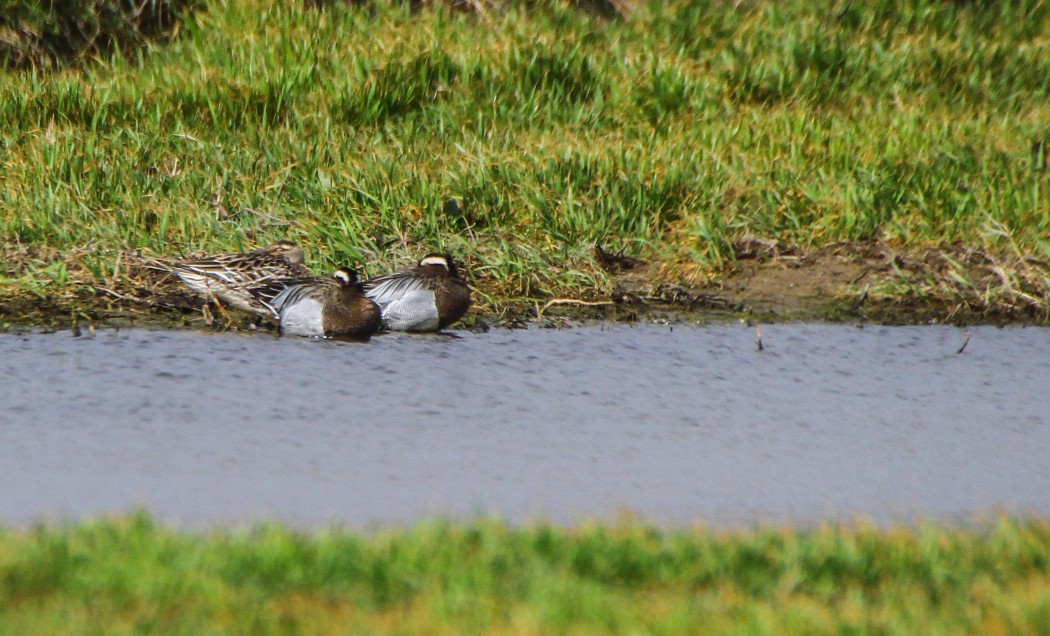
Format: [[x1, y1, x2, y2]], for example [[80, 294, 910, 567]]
[[2, 248, 1046, 331]]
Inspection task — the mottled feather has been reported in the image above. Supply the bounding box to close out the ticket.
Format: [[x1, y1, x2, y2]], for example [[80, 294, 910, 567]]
[[147, 241, 310, 315]]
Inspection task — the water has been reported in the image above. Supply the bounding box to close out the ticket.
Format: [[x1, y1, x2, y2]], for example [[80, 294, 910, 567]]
[[1, 323, 1048, 528]]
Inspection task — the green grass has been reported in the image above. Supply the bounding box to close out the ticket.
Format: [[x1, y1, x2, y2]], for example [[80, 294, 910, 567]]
[[1, 0, 1049, 316], [2, 513, 1049, 634]]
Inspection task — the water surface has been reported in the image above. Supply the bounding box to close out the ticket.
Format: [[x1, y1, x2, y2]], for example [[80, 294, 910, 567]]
[[1, 323, 1047, 528]]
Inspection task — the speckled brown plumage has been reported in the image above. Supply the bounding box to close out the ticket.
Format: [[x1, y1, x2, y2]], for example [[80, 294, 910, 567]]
[[148, 241, 311, 315]]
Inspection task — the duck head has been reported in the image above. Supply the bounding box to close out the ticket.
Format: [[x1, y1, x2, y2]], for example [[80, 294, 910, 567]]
[[418, 253, 460, 278], [333, 267, 361, 285], [263, 241, 306, 265]]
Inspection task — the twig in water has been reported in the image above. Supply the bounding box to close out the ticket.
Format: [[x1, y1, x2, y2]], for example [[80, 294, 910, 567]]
[[755, 323, 764, 351], [956, 331, 971, 355], [850, 285, 870, 310], [538, 298, 614, 317]]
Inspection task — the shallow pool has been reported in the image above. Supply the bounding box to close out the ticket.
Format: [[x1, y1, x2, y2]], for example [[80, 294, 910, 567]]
[[1, 322, 1047, 527]]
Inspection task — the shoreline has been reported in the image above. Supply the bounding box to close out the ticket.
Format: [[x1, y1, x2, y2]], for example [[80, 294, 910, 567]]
[[3, 241, 1047, 331]]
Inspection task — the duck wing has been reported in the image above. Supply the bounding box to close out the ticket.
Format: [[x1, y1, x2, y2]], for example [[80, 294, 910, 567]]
[[378, 288, 441, 331], [362, 272, 434, 308], [248, 275, 319, 318]]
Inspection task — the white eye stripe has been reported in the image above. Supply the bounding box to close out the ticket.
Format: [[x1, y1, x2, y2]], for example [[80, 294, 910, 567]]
[[419, 256, 449, 269]]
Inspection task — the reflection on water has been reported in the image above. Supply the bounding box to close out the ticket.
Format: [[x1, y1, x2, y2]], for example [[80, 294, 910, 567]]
[[0, 323, 1048, 528]]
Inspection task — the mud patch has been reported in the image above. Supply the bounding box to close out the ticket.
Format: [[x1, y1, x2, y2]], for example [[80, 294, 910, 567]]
[[603, 239, 1050, 325]]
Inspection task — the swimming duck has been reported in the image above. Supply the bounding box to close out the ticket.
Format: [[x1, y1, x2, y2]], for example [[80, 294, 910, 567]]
[[149, 241, 310, 315], [362, 253, 471, 332], [251, 267, 382, 338]]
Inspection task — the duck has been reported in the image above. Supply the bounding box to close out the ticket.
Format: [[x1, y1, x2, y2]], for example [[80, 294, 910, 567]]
[[250, 267, 382, 338], [148, 241, 310, 316], [362, 253, 471, 332]]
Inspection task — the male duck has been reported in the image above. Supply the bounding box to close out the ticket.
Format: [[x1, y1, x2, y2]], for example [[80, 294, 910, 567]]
[[251, 267, 381, 338], [150, 241, 310, 315], [362, 253, 471, 332]]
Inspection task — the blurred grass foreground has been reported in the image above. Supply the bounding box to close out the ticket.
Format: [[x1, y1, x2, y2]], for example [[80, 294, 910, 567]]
[[1, 0, 1048, 323], [2, 513, 1050, 634]]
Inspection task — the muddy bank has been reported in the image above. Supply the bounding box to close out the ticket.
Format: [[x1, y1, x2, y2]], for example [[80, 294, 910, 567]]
[[605, 239, 1050, 326], [1, 240, 1048, 330]]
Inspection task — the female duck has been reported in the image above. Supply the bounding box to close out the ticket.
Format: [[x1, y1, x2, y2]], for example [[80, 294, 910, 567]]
[[149, 241, 310, 315], [362, 253, 471, 332], [252, 267, 381, 338]]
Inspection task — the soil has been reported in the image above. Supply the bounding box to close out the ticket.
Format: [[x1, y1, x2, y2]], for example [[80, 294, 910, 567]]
[[564, 239, 1049, 327], [1, 240, 1048, 331]]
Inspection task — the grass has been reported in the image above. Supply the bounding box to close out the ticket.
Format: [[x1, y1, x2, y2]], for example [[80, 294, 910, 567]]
[[1, 0, 1049, 320], [1, 513, 1049, 634]]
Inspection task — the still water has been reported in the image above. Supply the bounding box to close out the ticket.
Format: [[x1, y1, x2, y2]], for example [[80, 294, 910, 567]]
[[0, 323, 1047, 528]]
